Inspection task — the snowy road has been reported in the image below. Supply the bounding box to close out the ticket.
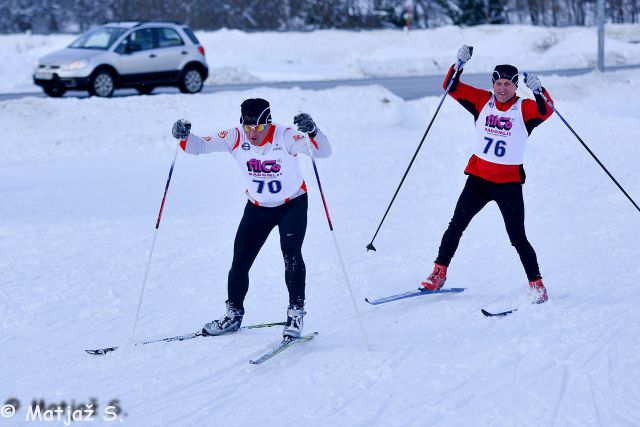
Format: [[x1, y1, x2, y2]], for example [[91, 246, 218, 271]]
[[2, 64, 640, 102]]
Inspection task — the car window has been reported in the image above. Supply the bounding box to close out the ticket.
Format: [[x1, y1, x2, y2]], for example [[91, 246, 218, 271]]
[[129, 28, 155, 51], [156, 28, 184, 48], [69, 27, 127, 50], [182, 27, 200, 45]]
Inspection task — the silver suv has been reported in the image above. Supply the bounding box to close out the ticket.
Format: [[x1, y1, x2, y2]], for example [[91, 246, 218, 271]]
[[33, 21, 209, 97]]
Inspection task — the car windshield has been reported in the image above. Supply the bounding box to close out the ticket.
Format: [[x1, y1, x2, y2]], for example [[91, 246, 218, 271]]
[[69, 27, 127, 50]]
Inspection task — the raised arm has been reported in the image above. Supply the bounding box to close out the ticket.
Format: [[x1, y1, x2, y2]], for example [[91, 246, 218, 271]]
[[521, 73, 554, 135], [171, 119, 238, 154], [443, 64, 492, 122]]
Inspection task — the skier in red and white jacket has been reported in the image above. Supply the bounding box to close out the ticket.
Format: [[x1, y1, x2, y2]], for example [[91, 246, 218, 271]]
[[420, 46, 553, 304], [171, 98, 331, 339]]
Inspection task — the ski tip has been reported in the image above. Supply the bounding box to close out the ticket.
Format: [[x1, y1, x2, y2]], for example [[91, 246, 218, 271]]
[[85, 348, 115, 356], [437, 287, 465, 293], [481, 308, 517, 317]]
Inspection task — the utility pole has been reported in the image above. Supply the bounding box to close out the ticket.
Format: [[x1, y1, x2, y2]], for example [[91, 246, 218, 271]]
[[404, 0, 413, 32], [597, 0, 605, 71]]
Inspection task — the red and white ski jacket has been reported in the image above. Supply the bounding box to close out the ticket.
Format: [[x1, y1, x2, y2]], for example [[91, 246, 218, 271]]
[[180, 123, 331, 207], [444, 65, 554, 183]]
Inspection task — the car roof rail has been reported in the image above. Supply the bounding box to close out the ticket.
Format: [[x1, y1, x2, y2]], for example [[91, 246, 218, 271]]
[[133, 20, 184, 27], [102, 20, 141, 26]]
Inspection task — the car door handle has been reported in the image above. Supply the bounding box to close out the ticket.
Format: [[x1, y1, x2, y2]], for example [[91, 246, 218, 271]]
[[149, 54, 156, 58], [181, 51, 188, 55]]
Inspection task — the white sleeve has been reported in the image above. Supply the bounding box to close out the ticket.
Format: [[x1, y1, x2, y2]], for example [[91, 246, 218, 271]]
[[284, 128, 332, 158], [180, 128, 239, 155]]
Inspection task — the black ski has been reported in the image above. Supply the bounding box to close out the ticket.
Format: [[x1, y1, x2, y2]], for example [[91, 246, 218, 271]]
[[85, 321, 286, 355], [481, 308, 518, 317], [249, 332, 318, 365]]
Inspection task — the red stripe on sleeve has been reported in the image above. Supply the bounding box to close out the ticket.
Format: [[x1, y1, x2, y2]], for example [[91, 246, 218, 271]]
[[231, 128, 241, 151]]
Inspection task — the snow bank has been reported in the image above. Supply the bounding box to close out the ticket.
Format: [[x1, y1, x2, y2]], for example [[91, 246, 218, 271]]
[[1, 69, 639, 426]]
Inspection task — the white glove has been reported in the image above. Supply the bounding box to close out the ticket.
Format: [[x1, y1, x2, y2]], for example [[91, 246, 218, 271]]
[[456, 45, 473, 67], [524, 72, 542, 94]]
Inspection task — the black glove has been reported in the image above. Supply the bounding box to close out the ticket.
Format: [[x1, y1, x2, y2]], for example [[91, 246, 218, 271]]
[[172, 119, 191, 139], [293, 113, 317, 138], [445, 65, 463, 92]]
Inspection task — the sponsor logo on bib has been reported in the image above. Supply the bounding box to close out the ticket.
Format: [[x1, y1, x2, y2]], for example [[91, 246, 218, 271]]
[[247, 159, 282, 173], [485, 114, 513, 131]]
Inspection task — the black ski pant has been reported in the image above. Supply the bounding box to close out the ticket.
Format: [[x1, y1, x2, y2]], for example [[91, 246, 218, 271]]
[[227, 193, 308, 310], [435, 175, 541, 281]]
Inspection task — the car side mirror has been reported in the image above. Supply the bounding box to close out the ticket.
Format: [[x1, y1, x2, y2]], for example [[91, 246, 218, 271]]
[[115, 43, 127, 54]]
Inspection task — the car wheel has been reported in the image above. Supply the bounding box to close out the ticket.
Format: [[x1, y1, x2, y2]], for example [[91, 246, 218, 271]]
[[89, 71, 115, 97], [135, 84, 155, 95], [179, 68, 203, 94], [43, 87, 66, 97]]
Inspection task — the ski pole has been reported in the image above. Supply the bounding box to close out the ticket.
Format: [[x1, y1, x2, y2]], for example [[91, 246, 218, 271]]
[[304, 136, 372, 351], [131, 142, 181, 341], [366, 57, 470, 251], [525, 73, 640, 215]]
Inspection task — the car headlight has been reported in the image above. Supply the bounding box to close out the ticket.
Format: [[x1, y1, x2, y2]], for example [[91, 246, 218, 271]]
[[61, 59, 89, 71]]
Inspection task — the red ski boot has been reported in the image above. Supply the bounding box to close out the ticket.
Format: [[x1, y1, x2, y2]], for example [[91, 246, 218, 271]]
[[420, 263, 447, 291], [528, 278, 548, 304]]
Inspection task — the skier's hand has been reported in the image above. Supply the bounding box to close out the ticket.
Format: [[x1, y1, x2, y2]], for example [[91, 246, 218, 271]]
[[293, 113, 317, 137], [172, 119, 191, 139], [524, 72, 542, 94], [456, 45, 473, 68]]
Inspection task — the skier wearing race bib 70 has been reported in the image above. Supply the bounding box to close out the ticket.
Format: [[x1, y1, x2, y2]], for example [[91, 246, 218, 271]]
[[420, 45, 554, 304], [171, 98, 332, 339]]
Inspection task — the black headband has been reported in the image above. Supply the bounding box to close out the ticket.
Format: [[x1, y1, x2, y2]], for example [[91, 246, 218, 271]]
[[240, 98, 272, 125], [492, 64, 519, 86]]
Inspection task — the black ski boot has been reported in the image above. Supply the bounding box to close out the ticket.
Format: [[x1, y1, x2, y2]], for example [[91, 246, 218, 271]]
[[202, 301, 244, 336], [282, 304, 305, 340]]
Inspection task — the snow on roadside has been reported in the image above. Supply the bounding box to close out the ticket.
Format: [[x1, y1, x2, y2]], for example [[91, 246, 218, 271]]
[[1, 24, 640, 93]]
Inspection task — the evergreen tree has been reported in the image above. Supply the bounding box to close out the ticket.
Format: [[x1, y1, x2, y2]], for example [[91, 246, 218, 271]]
[[457, 0, 486, 25], [488, 0, 508, 23]]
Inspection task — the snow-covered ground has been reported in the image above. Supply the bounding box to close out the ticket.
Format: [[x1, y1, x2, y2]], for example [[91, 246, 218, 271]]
[[1, 62, 639, 425], [2, 24, 640, 93]]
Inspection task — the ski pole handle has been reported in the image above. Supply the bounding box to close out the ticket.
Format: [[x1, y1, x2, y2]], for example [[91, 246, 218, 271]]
[[455, 46, 473, 70], [523, 72, 543, 95]]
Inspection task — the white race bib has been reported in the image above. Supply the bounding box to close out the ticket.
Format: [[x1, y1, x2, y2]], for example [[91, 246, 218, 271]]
[[474, 96, 528, 165], [232, 123, 305, 206]]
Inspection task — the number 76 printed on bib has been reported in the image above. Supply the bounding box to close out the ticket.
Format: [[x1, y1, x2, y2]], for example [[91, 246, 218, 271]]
[[483, 137, 506, 157]]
